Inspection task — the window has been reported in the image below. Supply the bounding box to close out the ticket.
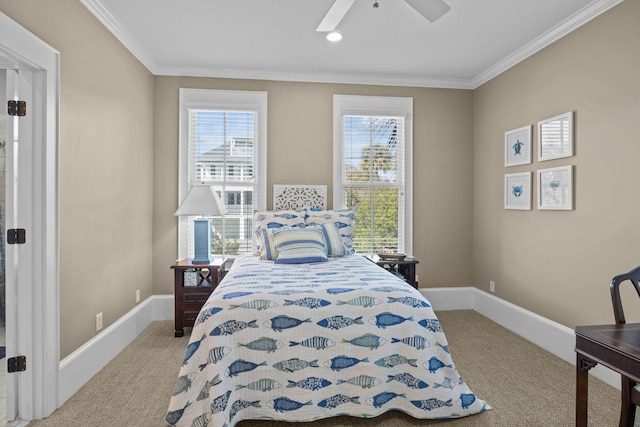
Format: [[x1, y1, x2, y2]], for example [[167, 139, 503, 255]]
[[333, 95, 413, 255], [179, 89, 267, 257]]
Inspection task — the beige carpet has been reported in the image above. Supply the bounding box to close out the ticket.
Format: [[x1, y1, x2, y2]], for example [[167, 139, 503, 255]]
[[29, 311, 626, 427]]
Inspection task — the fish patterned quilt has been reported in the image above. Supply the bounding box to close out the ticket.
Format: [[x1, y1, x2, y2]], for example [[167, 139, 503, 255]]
[[166, 255, 489, 427]]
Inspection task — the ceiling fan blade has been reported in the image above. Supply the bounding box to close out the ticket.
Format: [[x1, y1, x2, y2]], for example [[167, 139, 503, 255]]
[[404, 0, 450, 23], [316, 0, 356, 32]]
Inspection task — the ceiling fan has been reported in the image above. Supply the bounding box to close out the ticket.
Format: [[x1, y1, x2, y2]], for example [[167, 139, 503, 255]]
[[316, 0, 451, 32]]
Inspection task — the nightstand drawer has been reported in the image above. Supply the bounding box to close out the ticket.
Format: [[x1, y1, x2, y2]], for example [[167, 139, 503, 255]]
[[182, 309, 201, 324], [182, 289, 211, 304]]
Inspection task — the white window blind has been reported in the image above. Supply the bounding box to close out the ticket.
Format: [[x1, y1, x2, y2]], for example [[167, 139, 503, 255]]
[[333, 95, 413, 255], [179, 89, 267, 259]]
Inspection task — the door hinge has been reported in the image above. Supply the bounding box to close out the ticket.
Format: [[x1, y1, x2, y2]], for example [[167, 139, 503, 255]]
[[7, 356, 26, 373], [7, 100, 26, 117], [7, 228, 26, 244]]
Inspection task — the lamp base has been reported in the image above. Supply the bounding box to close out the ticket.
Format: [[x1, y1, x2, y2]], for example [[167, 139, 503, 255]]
[[192, 217, 212, 265]]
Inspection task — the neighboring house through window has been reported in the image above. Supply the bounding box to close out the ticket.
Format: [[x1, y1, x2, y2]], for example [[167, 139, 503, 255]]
[[333, 95, 413, 255], [178, 89, 267, 258]]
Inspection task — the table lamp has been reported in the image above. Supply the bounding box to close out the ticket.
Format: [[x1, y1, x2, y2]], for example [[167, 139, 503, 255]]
[[175, 185, 227, 264]]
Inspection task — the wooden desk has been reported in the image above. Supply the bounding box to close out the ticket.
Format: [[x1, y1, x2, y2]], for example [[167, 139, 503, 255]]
[[575, 323, 640, 426]]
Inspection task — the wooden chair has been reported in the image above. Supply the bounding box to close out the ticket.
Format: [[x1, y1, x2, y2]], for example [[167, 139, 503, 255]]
[[610, 265, 640, 427]]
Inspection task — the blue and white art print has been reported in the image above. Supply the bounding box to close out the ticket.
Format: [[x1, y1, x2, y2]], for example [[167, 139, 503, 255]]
[[504, 172, 532, 210], [537, 166, 573, 210], [504, 125, 532, 167]]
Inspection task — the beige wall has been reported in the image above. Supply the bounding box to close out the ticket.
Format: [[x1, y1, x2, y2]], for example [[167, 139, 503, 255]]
[[0, 0, 155, 358], [1, 0, 474, 359], [6, 0, 633, 359], [472, 0, 640, 328], [153, 78, 475, 295]]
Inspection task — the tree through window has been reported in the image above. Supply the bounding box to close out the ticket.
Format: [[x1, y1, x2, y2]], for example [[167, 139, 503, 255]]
[[333, 95, 413, 255]]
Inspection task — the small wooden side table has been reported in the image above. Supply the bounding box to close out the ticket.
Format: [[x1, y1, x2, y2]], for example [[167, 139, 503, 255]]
[[367, 255, 419, 289], [171, 258, 226, 337]]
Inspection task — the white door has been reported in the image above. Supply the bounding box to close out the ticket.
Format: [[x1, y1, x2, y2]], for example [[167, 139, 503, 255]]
[[3, 65, 33, 423], [0, 11, 60, 420]]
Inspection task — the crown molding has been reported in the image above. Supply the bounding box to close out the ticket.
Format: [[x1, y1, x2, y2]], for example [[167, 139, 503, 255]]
[[80, 0, 158, 73], [154, 65, 475, 89], [472, 0, 623, 88], [82, 0, 621, 90]]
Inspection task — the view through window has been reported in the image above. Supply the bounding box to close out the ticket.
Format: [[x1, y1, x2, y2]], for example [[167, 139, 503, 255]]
[[189, 110, 256, 254], [179, 89, 266, 258], [334, 95, 412, 255]]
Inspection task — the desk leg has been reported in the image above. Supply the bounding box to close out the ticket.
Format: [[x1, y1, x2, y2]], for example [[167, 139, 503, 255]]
[[620, 377, 636, 427], [576, 353, 596, 427]]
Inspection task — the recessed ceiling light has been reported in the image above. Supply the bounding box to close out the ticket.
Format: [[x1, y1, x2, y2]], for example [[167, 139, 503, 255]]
[[326, 32, 343, 42]]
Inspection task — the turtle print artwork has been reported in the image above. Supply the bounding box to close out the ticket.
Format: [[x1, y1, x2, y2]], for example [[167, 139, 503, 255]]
[[504, 125, 532, 167]]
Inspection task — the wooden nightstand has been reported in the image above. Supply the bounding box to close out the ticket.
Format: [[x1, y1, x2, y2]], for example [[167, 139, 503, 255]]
[[171, 258, 226, 337], [367, 255, 419, 289]]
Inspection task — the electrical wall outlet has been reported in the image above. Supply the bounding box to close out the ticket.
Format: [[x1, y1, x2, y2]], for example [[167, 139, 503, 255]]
[[136, 289, 141, 303], [415, 274, 419, 283], [489, 281, 496, 293], [96, 312, 103, 331]]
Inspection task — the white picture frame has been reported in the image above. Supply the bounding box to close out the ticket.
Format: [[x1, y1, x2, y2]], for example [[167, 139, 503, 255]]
[[538, 111, 574, 161], [504, 125, 532, 167], [504, 172, 532, 210], [537, 165, 573, 210]]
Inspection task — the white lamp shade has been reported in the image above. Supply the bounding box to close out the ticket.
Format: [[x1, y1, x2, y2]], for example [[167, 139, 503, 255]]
[[174, 185, 227, 217]]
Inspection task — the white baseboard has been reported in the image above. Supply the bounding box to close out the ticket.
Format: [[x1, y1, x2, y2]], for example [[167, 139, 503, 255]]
[[422, 287, 620, 390], [58, 295, 174, 405], [58, 288, 620, 408]]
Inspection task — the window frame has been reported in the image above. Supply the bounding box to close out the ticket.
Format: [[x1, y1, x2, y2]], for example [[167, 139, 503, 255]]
[[178, 88, 267, 259], [332, 94, 413, 255]]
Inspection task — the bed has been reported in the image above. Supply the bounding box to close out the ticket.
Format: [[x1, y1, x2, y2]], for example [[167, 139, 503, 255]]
[[166, 251, 489, 426]]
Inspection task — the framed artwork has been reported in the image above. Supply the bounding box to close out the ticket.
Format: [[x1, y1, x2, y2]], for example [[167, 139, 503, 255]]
[[504, 125, 532, 167], [504, 172, 532, 210], [538, 111, 574, 161], [537, 165, 573, 210]]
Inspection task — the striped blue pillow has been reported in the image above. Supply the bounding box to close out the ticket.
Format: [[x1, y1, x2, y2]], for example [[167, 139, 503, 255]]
[[315, 223, 348, 257], [303, 208, 356, 253], [253, 210, 306, 252], [258, 227, 280, 260], [274, 228, 328, 264]]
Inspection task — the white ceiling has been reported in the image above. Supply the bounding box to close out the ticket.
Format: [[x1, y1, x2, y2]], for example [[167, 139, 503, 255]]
[[81, 0, 621, 89]]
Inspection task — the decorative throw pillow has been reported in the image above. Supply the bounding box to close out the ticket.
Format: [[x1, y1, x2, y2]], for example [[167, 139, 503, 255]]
[[253, 210, 306, 251], [303, 208, 356, 253], [258, 227, 280, 260], [312, 223, 349, 257], [273, 228, 328, 264]]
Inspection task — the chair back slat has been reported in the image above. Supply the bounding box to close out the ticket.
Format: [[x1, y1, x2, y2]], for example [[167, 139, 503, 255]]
[[610, 266, 640, 324]]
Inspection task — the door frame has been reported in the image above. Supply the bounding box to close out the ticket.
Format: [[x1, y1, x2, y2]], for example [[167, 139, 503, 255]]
[[0, 12, 60, 420]]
